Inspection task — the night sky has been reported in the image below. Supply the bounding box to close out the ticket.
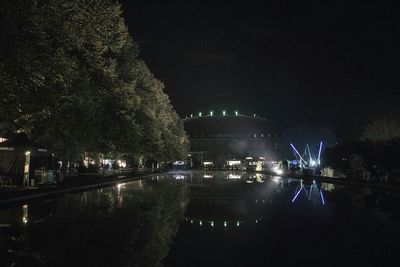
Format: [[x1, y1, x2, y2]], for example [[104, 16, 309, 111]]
[[120, 0, 398, 140]]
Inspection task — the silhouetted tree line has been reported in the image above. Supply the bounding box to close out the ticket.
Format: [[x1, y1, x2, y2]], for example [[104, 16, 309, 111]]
[[324, 119, 400, 177], [0, 0, 188, 167]]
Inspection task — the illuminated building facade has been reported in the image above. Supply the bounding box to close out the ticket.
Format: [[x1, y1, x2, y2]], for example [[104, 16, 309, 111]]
[[183, 112, 276, 167]]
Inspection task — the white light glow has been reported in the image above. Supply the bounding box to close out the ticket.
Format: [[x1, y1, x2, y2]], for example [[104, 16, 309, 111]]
[[227, 174, 241, 179], [228, 160, 241, 166], [273, 177, 281, 184], [271, 166, 283, 175], [255, 162, 263, 171]]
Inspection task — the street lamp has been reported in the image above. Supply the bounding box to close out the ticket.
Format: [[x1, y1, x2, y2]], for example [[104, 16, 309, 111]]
[[222, 110, 226, 116]]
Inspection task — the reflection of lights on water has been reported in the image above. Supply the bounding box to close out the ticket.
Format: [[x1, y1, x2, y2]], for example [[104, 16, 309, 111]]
[[292, 186, 303, 203], [203, 174, 213, 178], [174, 175, 185, 180], [116, 183, 126, 190], [273, 177, 281, 184], [227, 174, 241, 179], [185, 218, 263, 227], [246, 180, 254, 183], [291, 183, 327, 205], [271, 165, 283, 175], [22, 204, 28, 225], [320, 190, 326, 205]]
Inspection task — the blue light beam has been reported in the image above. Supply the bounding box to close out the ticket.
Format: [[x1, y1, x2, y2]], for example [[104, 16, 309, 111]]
[[290, 143, 307, 164], [320, 190, 326, 205], [292, 186, 303, 203]]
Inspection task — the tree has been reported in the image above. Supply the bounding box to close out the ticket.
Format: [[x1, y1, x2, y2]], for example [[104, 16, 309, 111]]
[[0, 0, 188, 169], [132, 60, 188, 161], [361, 119, 400, 142]]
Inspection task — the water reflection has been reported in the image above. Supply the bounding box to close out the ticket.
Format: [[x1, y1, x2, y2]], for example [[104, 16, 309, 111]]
[[291, 180, 326, 205], [203, 173, 213, 179], [1, 179, 188, 267], [1, 171, 400, 266]]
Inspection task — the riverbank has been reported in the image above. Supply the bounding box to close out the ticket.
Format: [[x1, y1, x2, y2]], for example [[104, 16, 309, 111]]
[[0, 171, 162, 207], [257, 170, 400, 191], [2, 169, 400, 207]]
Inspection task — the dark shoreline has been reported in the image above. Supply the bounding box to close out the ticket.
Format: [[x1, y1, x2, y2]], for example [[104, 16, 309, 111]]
[[1, 169, 400, 208]]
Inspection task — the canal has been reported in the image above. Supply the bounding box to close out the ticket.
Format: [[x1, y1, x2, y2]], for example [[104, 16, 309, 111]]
[[1, 171, 400, 266]]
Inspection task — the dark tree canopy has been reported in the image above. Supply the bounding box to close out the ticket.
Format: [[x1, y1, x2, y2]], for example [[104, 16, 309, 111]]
[[0, 0, 188, 162], [361, 119, 400, 143]]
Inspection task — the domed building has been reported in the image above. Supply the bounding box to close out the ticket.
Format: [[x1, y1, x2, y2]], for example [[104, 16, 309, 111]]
[[183, 111, 277, 168]]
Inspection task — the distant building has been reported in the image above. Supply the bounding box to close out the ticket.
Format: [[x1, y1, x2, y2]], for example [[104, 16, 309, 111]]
[[183, 113, 276, 167]]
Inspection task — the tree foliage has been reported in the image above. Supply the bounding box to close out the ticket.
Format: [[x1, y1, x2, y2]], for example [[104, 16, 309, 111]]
[[0, 0, 188, 162], [361, 119, 400, 142]]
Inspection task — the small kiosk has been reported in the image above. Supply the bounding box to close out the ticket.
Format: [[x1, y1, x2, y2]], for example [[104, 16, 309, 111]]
[[0, 134, 54, 187]]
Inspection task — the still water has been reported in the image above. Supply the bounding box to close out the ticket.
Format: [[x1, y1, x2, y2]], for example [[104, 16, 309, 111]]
[[1, 171, 400, 266]]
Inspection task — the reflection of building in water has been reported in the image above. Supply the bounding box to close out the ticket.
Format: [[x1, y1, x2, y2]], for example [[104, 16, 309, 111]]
[[291, 180, 326, 205], [184, 216, 265, 228], [183, 114, 276, 167]]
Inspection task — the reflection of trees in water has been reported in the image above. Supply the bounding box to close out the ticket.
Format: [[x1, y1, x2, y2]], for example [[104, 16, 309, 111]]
[[321, 183, 335, 192], [9, 180, 188, 267], [333, 187, 399, 224]]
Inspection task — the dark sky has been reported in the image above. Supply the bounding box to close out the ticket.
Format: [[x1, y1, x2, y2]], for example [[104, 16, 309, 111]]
[[120, 0, 398, 140]]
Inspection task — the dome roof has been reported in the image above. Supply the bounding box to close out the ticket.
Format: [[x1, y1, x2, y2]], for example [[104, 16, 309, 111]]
[[183, 115, 269, 136]]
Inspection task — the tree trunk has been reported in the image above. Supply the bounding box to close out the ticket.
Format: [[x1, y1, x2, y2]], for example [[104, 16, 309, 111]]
[[61, 151, 70, 176]]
